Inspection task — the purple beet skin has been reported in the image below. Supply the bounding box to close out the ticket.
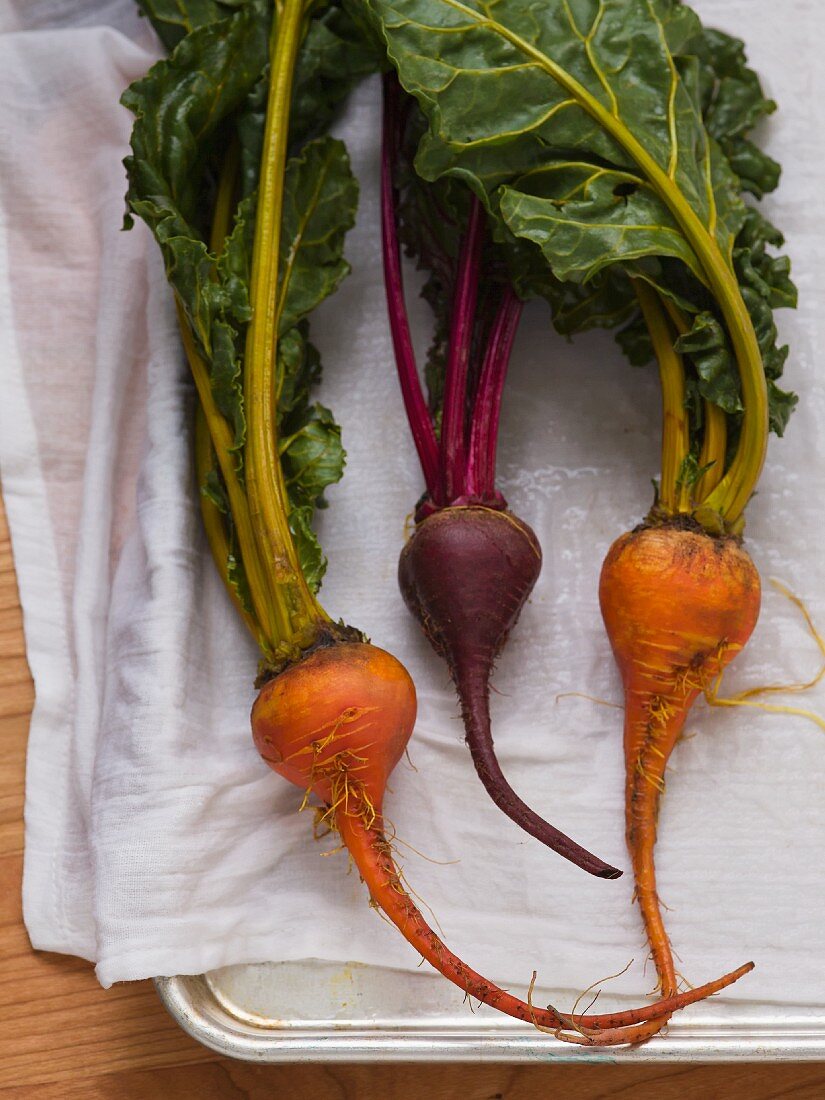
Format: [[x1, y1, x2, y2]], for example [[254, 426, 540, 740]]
[[399, 506, 621, 880]]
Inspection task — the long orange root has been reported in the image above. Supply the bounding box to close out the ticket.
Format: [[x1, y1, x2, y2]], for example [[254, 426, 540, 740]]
[[599, 522, 761, 1041], [336, 804, 752, 1044]]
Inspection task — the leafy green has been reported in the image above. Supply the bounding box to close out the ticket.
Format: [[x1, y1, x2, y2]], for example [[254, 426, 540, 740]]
[[690, 27, 781, 200], [124, 1, 365, 592], [363, 0, 796, 452], [135, 0, 245, 51], [276, 137, 359, 334], [498, 164, 709, 287], [123, 6, 267, 457], [234, 3, 382, 196], [675, 312, 742, 414]]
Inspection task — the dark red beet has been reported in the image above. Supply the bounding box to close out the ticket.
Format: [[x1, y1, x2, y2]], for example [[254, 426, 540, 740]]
[[399, 505, 621, 879]]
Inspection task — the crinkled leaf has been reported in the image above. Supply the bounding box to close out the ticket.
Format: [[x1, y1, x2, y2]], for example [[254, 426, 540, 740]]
[[363, 0, 797, 441], [275, 332, 345, 590], [723, 138, 780, 201], [288, 505, 328, 593], [135, 0, 245, 51], [123, 5, 268, 224], [499, 164, 706, 287], [735, 209, 797, 311], [675, 311, 742, 414], [281, 402, 345, 509], [277, 137, 359, 334], [692, 27, 776, 140], [124, 1, 361, 595], [236, 3, 382, 197], [766, 380, 797, 437], [690, 25, 780, 200], [291, 5, 382, 140], [123, 6, 267, 455]]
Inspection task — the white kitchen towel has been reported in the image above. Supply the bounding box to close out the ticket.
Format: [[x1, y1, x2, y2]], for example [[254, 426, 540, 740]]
[[1, 0, 824, 1002]]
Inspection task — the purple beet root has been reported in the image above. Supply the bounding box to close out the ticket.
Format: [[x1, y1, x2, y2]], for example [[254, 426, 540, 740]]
[[399, 505, 621, 879]]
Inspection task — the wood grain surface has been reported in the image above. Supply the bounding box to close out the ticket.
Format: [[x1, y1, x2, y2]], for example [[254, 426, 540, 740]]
[[1, 492, 822, 1098]]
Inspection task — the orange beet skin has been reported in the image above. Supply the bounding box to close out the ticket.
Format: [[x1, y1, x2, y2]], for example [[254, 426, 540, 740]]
[[251, 641, 416, 812], [597, 523, 760, 1039]]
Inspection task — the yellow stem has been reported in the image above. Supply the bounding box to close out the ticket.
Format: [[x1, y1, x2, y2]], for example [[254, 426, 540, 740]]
[[244, 0, 329, 646], [190, 140, 270, 646], [697, 401, 727, 502], [660, 299, 728, 503], [176, 299, 278, 651], [634, 282, 689, 516], [194, 406, 265, 647]]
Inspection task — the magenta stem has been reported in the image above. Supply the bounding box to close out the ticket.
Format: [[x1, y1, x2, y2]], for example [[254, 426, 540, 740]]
[[440, 197, 485, 503], [465, 287, 523, 498], [381, 73, 440, 500]]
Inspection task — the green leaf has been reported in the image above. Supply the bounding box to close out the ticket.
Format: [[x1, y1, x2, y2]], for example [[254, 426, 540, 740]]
[[236, 3, 383, 197], [124, 1, 363, 601], [617, 311, 654, 367], [735, 208, 797, 311], [122, 7, 267, 462], [499, 163, 706, 286], [689, 25, 781, 200], [123, 5, 268, 224], [767, 380, 798, 437], [291, 4, 383, 141], [288, 505, 328, 593], [692, 28, 776, 140], [277, 137, 359, 334], [723, 138, 781, 201], [364, 0, 796, 447], [281, 402, 346, 508], [675, 311, 742, 414], [135, 0, 245, 51]]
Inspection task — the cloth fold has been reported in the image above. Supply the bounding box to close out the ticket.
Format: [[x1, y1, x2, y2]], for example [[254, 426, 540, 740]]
[[1, 0, 824, 1002]]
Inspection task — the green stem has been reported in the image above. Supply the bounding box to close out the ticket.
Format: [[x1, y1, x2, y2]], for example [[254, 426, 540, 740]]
[[244, 0, 329, 649], [194, 406, 266, 647], [177, 299, 277, 653], [210, 141, 239, 255], [439, 0, 769, 525], [634, 282, 689, 516]]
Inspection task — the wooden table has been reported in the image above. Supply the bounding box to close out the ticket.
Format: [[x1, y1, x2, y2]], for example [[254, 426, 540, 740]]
[[1, 495, 822, 1098]]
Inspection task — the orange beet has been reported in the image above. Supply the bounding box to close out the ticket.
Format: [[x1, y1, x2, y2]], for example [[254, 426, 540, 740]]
[[599, 522, 760, 1038], [252, 641, 415, 814]]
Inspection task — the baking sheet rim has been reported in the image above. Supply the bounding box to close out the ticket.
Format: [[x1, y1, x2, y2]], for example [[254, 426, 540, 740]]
[[154, 973, 825, 1063]]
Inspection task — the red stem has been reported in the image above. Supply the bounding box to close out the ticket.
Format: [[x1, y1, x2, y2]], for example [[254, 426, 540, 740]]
[[440, 197, 485, 503], [465, 287, 522, 498], [381, 73, 440, 500]]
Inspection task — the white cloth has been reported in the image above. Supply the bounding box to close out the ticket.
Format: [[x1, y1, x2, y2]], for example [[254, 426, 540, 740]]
[[1, 0, 824, 1003]]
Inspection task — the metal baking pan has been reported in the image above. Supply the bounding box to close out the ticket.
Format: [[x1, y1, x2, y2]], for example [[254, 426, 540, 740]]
[[155, 961, 825, 1062]]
